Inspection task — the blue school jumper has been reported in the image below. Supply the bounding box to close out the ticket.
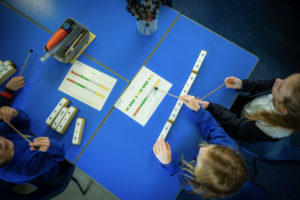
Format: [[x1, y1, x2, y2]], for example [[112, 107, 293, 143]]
[[0, 110, 65, 184], [160, 107, 239, 188]]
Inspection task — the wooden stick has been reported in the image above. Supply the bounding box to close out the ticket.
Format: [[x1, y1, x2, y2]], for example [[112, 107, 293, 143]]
[[200, 83, 225, 100], [3, 120, 31, 143], [155, 87, 179, 99], [20, 49, 33, 76]]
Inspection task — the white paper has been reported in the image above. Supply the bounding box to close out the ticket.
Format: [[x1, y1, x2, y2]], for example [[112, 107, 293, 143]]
[[115, 66, 172, 126], [59, 60, 117, 111]]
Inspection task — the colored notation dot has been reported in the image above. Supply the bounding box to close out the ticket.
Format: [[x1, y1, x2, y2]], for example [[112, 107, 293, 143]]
[[129, 97, 136, 107], [142, 81, 148, 88]]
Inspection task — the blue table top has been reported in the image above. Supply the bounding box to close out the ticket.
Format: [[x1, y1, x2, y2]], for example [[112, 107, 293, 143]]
[[76, 16, 258, 200], [2, 0, 179, 81], [0, 3, 128, 163], [1, 1, 259, 199]]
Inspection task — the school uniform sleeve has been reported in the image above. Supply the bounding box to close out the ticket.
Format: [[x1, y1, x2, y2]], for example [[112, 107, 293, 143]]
[[206, 102, 277, 142], [27, 138, 65, 164], [24, 138, 65, 172], [160, 152, 196, 192], [45, 138, 65, 161], [240, 79, 276, 93], [18, 138, 65, 182], [191, 107, 239, 151], [0, 108, 30, 134], [11, 109, 30, 125], [161, 152, 181, 176], [0, 109, 30, 131], [160, 107, 239, 176], [0, 87, 15, 107]]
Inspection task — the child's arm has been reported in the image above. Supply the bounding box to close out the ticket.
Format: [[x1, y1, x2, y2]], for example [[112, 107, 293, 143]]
[[9, 109, 30, 130], [0, 88, 15, 107], [0, 107, 30, 132], [0, 106, 18, 123], [161, 152, 181, 176], [206, 102, 271, 142], [240, 79, 276, 93], [0, 76, 25, 107], [180, 95, 238, 150], [153, 138, 181, 176], [30, 137, 65, 161], [179, 95, 238, 151], [225, 76, 275, 93], [16, 137, 65, 182], [192, 107, 239, 151]]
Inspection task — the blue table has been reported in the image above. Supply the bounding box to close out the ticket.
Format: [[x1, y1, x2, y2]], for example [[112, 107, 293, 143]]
[[0, 3, 128, 163], [76, 16, 258, 200], [1, 1, 259, 199], [2, 0, 179, 81]]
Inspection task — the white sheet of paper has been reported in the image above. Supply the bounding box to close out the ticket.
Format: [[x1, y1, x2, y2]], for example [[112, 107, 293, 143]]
[[115, 66, 172, 126], [59, 60, 117, 111]]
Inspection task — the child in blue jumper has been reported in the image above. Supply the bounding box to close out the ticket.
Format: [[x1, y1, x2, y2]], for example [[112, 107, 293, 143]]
[[0, 106, 65, 184], [153, 95, 247, 198]]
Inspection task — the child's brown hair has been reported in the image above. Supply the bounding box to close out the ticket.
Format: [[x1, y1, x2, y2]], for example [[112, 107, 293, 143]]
[[181, 144, 247, 198], [247, 73, 300, 130]]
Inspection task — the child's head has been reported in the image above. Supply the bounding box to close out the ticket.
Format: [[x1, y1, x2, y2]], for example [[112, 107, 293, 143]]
[[248, 73, 300, 130], [182, 144, 247, 198], [0, 136, 14, 167], [272, 73, 300, 115]]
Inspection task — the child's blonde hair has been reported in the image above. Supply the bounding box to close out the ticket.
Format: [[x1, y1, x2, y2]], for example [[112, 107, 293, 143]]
[[181, 143, 247, 198]]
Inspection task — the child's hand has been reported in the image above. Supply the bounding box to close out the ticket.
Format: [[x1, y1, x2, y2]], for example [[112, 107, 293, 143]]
[[0, 106, 18, 122], [196, 98, 210, 109], [225, 76, 242, 89], [30, 137, 50, 152], [6, 76, 25, 91], [153, 138, 172, 165], [179, 95, 200, 111]]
